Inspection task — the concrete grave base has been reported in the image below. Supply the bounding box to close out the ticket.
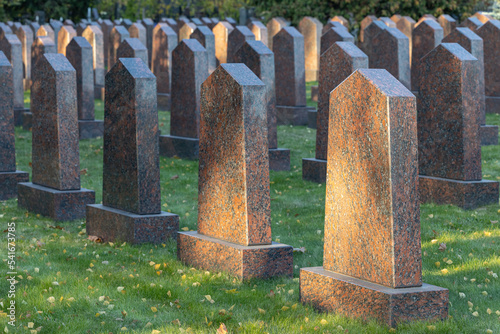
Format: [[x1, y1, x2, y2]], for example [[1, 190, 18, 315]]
[[159, 134, 199, 159], [86, 204, 179, 244], [481, 124, 499, 146], [308, 109, 317, 129], [178, 231, 293, 280], [157, 93, 171, 111], [94, 85, 105, 101], [300, 267, 449, 328], [276, 105, 315, 126], [302, 158, 327, 183], [0, 171, 29, 200], [18, 182, 95, 221], [485, 96, 500, 114], [311, 85, 318, 102], [79, 119, 104, 139], [14, 108, 29, 127], [22, 112, 32, 131], [419, 175, 499, 209], [269, 148, 290, 171]]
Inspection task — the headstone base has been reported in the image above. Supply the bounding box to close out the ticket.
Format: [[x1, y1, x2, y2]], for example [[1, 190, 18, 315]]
[[308, 110, 317, 129], [269, 148, 290, 171], [14, 108, 29, 127], [94, 85, 105, 101], [159, 134, 199, 159], [419, 175, 499, 209], [302, 158, 327, 183], [22, 112, 32, 131], [310, 85, 318, 102], [178, 231, 293, 280], [79, 119, 104, 139], [276, 105, 315, 125], [300, 267, 449, 328], [485, 96, 500, 114], [305, 69, 318, 82], [157, 93, 171, 111], [481, 124, 499, 146], [0, 171, 29, 200], [86, 204, 179, 244], [18, 182, 95, 221]]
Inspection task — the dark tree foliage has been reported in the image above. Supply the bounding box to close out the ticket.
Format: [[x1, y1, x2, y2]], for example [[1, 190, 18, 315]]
[[1, 0, 93, 22]]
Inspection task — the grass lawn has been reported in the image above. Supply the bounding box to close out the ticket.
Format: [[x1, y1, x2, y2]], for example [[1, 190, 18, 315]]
[[0, 89, 499, 333]]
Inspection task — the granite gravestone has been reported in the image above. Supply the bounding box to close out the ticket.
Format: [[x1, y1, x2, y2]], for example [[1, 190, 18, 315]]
[[57, 25, 77, 56], [418, 43, 499, 209], [359, 20, 386, 60], [300, 69, 449, 326], [248, 21, 268, 46], [320, 26, 354, 54], [177, 63, 293, 280], [191, 26, 216, 74], [330, 16, 349, 29], [108, 26, 130, 71], [128, 22, 147, 52], [460, 17, 483, 32], [298, 17, 322, 82], [159, 39, 208, 159], [359, 15, 377, 43], [473, 12, 493, 24], [140, 18, 154, 66], [321, 20, 345, 35], [152, 23, 177, 111], [15, 25, 33, 91], [267, 17, 289, 51], [99, 19, 113, 69], [396, 16, 416, 62], [82, 25, 105, 100], [438, 14, 457, 37], [36, 24, 55, 43], [178, 22, 196, 42], [18, 53, 95, 220], [117, 37, 148, 66], [213, 21, 234, 65], [378, 17, 396, 28], [226, 25, 255, 63], [86, 58, 179, 243], [476, 20, 500, 114]]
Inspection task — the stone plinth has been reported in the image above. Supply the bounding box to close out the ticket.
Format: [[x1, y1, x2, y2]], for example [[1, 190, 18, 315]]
[[411, 20, 443, 91], [178, 63, 293, 280], [191, 26, 216, 73], [298, 17, 322, 82], [476, 20, 500, 114], [108, 26, 130, 71], [213, 21, 234, 64], [227, 25, 255, 63], [152, 24, 177, 111]]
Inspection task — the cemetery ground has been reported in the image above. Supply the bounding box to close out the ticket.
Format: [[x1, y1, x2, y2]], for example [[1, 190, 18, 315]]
[[0, 87, 499, 334]]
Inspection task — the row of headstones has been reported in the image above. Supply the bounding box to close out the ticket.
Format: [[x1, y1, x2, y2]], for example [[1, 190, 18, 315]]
[[0, 48, 449, 327]]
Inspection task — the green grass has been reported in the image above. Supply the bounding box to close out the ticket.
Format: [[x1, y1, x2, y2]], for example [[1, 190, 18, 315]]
[[0, 91, 499, 333]]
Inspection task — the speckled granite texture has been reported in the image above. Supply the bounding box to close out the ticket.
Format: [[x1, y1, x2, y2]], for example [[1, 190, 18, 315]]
[[460, 17, 483, 32], [116, 38, 148, 67], [298, 17, 322, 82], [0, 33, 24, 110], [320, 27, 354, 55], [213, 22, 234, 64], [178, 22, 196, 42], [396, 16, 416, 43], [82, 25, 105, 88], [191, 26, 216, 73], [140, 18, 154, 66], [128, 23, 147, 55], [248, 21, 268, 47], [359, 20, 386, 61], [30, 36, 56, 121], [321, 21, 346, 35], [78, 120, 104, 140], [359, 15, 377, 43], [152, 24, 177, 110], [438, 14, 456, 37], [411, 20, 443, 91], [57, 25, 76, 56], [226, 25, 255, 63], [266, 18, 288, 51], [99, 20, 113, 69], [15, 25, 33, 91], [0, 171, 29, 200], [477, 20, 500, 114], [108, 26, 130, 71]]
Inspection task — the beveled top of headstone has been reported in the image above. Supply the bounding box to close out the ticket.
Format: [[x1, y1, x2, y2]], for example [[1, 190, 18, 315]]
[[191, 18, 203, 26], [36, 24, 54, 37], [33, 35, 56, 48], [378, 17, 396, 28], [0, 24, 13, 39], [202, 17, 212, 26], [391, 14, 402, 23], [64, 19, 75, 27], [122, 18, 133, 29], [142, 18, 154, 26], [444, 26, 483, 45], [460, 17, 484, 31], [476, 20, 500, 96], [473, 11, 493, 24], [50, 19, 63, 30], [68, 35, 92, 49], [321, 26, 355, 54], [192, 25, 214, 37], [330, 15, 349, 29], [325, 68, 420, 289], [225, 17, 237, 26], [416, 14, 437, 26]]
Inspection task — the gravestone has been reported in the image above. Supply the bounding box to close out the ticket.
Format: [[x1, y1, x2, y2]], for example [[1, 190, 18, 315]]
[[108, 26, 130, 70], [178, 22, 196, 42], [248, 21, 268, 46], [117, 37, 148, 65], [152, 23, 177, 111], [359, 15, 377, 43], [0, 33, 27, 125], [177, 63, 293, 280], [438, 14, 456, 37], [0, 52, 29, 200], [416, 14, 437, 26], [162, 18, 178, 33], [201, 17, 212, 27], [239, 7, 247, 26], [29, 21, 40, 36], [140, 18, 154, 66], [234, 40, 291, 171], [122, 19, 133, 29], [86, 58, 179, 243], [64, 19, 75, 27], [225, 17, 237, 27], [66, 37, 104, 139], [298, 16, 322, 82], [396, 16, 416, 62], [411, 19, 443, 92], [418, 43, 499, 208], [371, 27, 410, 89], [274, 27, 312, 125], [57, 25, 77, 56], [322, 20, 346, 35], [36, 24, 55, 43], [443, 27, 498, 146], [460, 17, 483, 32], [191, 18, 203, 26], [18, 53, 95, 220], [391, 14, 401, 23], [300, 68, 449, 326], [15, 25, 33, 91], [191, 25, 216, 73], [128, 22, 147, 52], [473, 12, 493, 24], [476, 20, 500, 114], [320, 26, 354, 54], [266, 17, 289, 50], [359, 20, 386, 60], [213, 21, 234, 64], [76, 22, 87, 36], [82, 25, 105, 100], [378, 17, 396, 28], [159, 39, 208, 159], [49, 19, 63, 49], [227, 25, 255, 63], [303, 42, 368, 183], [99, 19, 113, 69], [330, 16, 349, 29]]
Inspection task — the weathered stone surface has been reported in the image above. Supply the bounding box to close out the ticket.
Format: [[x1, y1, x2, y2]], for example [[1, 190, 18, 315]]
[[227, 25, 255, 63], [477, 20, 500, 114], [82, 25, 105, 87], [108, 26, 130, 71], [411, 20, 443, 91], [213, 21, 234, 64], [266, 17, 289, 50], [128, 22, 147, 52], [191, 25, 216, 73], [248, 21, 268, 46], [274, 27, 306, 107], [371, 27, 410, 89], [0, 52, 16, 172], [177, 63, 293, 280], [359, 20, 386, 61], [140, 18, 154, 66], [99, 19, 113, 69], [30, 53, 80, 190], [36, 24, 55, 43], [438, 14, 457, 37], [0, 34, 24, 109], [298, 16, 322, 82], [103, 58, 161, 214], [178, 22, 196, 42], [320, 26, 354, 55], [152, 23, 177, 108], [15, 25, 33, 91], [378, 17, 396, 28], [359, 15, 377, 43], [300, 68, 449, 327], [117, 37, 148, 66], [57, 25, 77, 56], [66, 37, 95, 120], [460, 17, 483, 31]]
